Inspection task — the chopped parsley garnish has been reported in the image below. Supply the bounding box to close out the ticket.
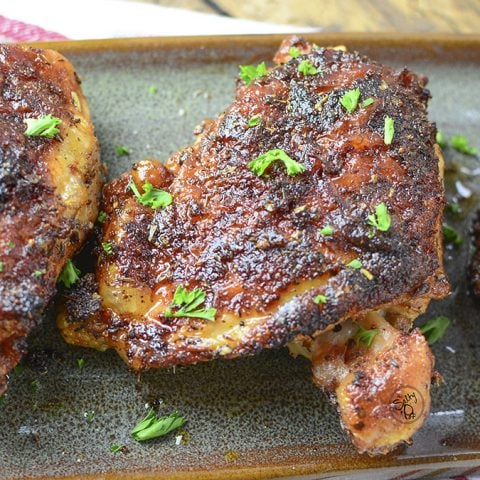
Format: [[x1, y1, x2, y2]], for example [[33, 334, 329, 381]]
[[420, 315, 450, 345], [31, 379, 39, 392], [288, 46, 301, 58], [384, 116, 395, 145], [361, 97, 374, 107], [97, 211, 107, 223], [115, 146, 130, 156], [0, 261, 4, 273], [102, 242, 113, 255], [129, 181, 173, 209], [85, 410, 95, 422], [110, 444, 123, 453], [298, 59, 318, 75], [446, 202, 461, 216], [436, 130, 447, 149], [247, 115, 262, 127], [346, 259, 362, 269], [314, 294, 327, 304], [13, 364, 24, 376], [367, 202, 391, 232], [319, 225, 334, 236], [33, 270, 44, 277], [7, 240, 15, 249], [354, 324, 379, 347], [77, 358, 85, 370], [0, 395, 5, 406], [131, 409, 187, 442], [58, 260, 80, 288], [340, 88, 361, 113], [239, 62, 268, 86], [148, 85, 158, 95], [248, 149, 306, 177], [24, 114, 62, 138], [165, 285, 216, 321], [450, 135, 478, 156], [443, 223, 463, 246]]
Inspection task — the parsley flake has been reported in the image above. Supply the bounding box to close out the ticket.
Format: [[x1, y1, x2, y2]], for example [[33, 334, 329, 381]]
[[7, 240, 15, 249], [77, 358, 85, 370], [436, 130, 447, 149], [115, 146, 130, 156], [361, 97, 374, 107], [97, 211, 107, 223], [288, 47, 301, 58], [354, 324, 379, 347], [367, 202, 391, 232], [165, 285, 216, 321], [248, 149, 306, 177], [247, 115, 262, 128], [31, 379, 39, 392], [420, 315, 450, 345], [340, 88, 361, 113], [110, 444, 123, 453], [129, 182, 173, 209], [33, 270, 44, 277], [450, 135, 478, 156], [58, 260, 80, 288], [85, 410, 95, 422], [148, 85, 158, 95], [239, 62, 268, 86], [0, 261, 4, 273], [346, 259, 362, 269], [131, 409, 187, 442], [314, 294, 327, 304], [298, 59, 318, 75], [24, 114, 62, 138], [446, 202, 461, 216], [384, 116, 395, 145], [319, 225, 334, 236], [102, 242, 113, 255], [443, 223, 463, 246]]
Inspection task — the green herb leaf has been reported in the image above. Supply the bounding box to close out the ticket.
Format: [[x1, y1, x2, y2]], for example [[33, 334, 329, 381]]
[[58, 260, 80, 288], [97, 211, 107, 223], [384, 116, 395, 145], [31, 379, 39, 392], [0, 395, 6, 407], [12, 364, 24, 376], [314, 294, 327, 304], [239, 62, 268, 86], [346, 259, 362, 269], [7, 240, 15, 249], [110, 444, 123, 453], [85, 410, 95, 422], [354, 324, 379, 347], [102, 241, 113, 255], [361, 97, 374, 107], [420, 315, 450, 345], [77, 358, 85, 370], [131, 409, 187, 442], [450, 135, 478, 156], [129, 182, 173, 209], [436, 130, 447, 149], [319, 225, 334, 236], [165, 285, 216, 321], [288, 46, 301, 58], [446, 202, 461, 216], [248, 149, 306, 177], [115, 146, 130, 156], [24, 114, 62, 138], [148, 85, 158, 95], [340, 88, 361, 113], [443, 223, 463, 246], [298, 59, 318, 75], [247, 115, 262, 128], [367, 202, 391, 232], [0, 261, 4, 273], [33, 270, 44, 277]]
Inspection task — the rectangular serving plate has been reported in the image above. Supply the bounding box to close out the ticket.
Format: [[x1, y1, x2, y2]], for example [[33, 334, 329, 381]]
[[1, 33, 480, 480]]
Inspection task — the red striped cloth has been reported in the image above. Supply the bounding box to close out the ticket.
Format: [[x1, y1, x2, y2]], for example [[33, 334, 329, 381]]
[[0, 15, 67, 42]]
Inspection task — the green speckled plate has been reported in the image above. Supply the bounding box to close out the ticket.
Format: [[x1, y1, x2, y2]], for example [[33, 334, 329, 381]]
[[1, 34, 480, 480]]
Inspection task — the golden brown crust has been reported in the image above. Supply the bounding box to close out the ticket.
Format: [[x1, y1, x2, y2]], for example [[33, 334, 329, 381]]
[[0, 45, 102, 394], [58, 37, 448, 371]]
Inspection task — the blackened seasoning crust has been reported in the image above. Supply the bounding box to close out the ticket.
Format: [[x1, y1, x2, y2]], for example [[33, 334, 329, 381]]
[[58, 36, 449, 371], [0, 45, 101, 395]]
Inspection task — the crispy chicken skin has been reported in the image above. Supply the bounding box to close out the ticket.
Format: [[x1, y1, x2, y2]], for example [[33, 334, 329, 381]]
[[58, 37, 449, 452], [0, 45, 101, 395]]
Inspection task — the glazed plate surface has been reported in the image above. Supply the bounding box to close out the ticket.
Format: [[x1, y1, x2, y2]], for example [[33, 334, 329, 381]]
[[1, 34, 480, 480]]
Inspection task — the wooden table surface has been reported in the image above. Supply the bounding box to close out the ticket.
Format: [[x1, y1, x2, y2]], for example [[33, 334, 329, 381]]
[[134, 0, 480, 34]]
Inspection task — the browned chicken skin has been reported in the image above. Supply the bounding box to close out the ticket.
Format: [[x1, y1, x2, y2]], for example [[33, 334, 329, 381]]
[[0, 45, 101, 395], [58, 37, 448, 453]]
